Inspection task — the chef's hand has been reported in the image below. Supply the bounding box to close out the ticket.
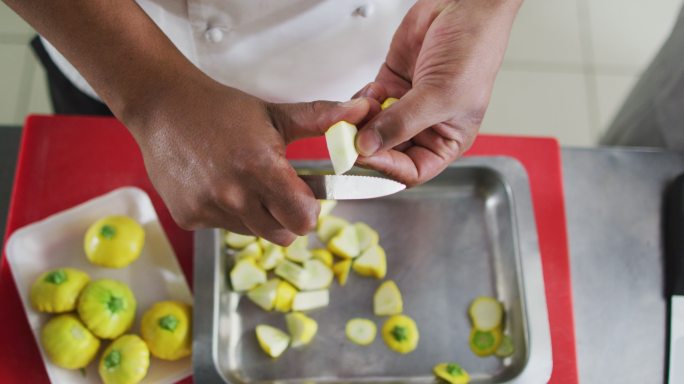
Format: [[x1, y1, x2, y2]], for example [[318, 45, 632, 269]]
[[354, 0, 521, 186], [3, 0, 373, 246], [131, 78, 369, 246]]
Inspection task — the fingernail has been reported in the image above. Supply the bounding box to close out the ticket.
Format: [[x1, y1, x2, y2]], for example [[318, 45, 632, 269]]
[[356, 128, 382, 156], [360, 84, 377, 99], [341, 98, 365, 108]]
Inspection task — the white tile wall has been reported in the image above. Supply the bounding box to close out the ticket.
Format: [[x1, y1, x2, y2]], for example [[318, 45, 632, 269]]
[[0, 44, 30, 125], [504, 0, 584, 67], [594, 73, 640, 133], [25, 63, 51, 117], [586, 0, 682, 73], [0, 4, 31, 37], [481, 69, 594, 146], [0, 1, 683, 148]]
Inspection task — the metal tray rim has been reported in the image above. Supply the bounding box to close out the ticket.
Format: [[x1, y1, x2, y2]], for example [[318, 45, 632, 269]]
[[193, 156, 552, 383]]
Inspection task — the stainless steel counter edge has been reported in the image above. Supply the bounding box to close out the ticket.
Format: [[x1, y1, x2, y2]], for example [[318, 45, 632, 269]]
[[562, 147, 684, 383]]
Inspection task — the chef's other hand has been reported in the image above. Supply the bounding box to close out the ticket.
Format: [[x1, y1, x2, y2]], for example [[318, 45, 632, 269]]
[[354, 0, 521, 187], [130, 78, 369, 246]]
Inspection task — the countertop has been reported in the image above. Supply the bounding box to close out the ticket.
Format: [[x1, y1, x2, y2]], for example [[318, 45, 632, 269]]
[[562, 148, 684, 383], [1, 126, 681, 383]]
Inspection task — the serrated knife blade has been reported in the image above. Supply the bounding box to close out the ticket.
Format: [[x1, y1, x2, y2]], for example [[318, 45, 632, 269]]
[[299, 175, 405, 200]]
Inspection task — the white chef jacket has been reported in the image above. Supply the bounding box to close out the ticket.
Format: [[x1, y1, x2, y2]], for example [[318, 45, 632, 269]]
[[42, 0, 415, 103]]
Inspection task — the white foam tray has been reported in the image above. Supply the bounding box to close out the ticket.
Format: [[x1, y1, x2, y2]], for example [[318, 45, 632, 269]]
[[5, 187, 192, 383]]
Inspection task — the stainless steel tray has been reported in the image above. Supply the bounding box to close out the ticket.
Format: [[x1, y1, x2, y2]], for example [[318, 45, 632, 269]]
[[193, 157, 552, 383]]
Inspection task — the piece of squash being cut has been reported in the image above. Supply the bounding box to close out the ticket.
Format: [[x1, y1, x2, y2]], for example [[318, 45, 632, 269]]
[[325, 121, 358, 175]]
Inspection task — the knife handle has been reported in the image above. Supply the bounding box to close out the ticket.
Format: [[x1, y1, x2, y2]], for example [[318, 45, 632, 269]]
[[665, 174, 684, 297]]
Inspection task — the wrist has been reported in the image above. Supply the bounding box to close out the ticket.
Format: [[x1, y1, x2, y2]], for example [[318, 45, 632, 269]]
[[488, 0, 524, 12], [465, 0, 523, 20], [116, 64, 212, 143]]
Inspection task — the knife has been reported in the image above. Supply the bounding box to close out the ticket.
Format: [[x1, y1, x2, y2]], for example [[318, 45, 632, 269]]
[[299, 174, 405, 200], [665, 174, 684, 384]]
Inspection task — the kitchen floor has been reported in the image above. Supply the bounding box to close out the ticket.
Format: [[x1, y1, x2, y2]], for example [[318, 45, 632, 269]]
[[1, 0, 682, 147]]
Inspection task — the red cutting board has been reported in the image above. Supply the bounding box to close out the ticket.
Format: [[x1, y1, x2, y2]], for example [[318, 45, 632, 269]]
[[1, 115, 577, 383]]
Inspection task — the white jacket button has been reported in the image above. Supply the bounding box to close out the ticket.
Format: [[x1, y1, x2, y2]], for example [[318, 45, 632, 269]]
[[204, 27, 224, 43], [353, 4, 374, 18]]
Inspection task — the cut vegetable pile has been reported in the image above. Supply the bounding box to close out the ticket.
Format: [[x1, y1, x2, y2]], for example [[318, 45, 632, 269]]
[[226, 197, 419, 359], [225, 113, 513, 383]]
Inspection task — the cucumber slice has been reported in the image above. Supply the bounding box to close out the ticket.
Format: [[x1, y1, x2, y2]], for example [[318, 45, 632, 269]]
[[292, 289, 329, 311], [325, 121, 358, 175], [469, 327, 502, 357], [495, 334, 514, 358], [345, 318, 377, 346], [255, 325, 290, 358], [373, 280, 403, 316], [468, 296, 503, 331]]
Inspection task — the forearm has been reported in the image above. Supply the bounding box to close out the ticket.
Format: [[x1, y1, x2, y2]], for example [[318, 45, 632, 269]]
[[3, 0, 207, 131]]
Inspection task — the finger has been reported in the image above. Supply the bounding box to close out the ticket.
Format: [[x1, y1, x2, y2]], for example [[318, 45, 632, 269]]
[[260, 160, 321, 236], [355, 85, 451, 156], [393, 141, 412, 152], [356, 150, 417, 186], [358, 98, 383, 127], [356, 148, 440, 187], [352, 82, 388, 103], [410, 126, 467, 162], [187, 205, 253, 234], [356, 130, 463, 186], [269, 98, 370, 144], [213, 190, 298, 245], [240, 200, 298, 246]]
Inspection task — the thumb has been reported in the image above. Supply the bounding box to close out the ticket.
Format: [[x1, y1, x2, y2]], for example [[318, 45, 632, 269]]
[[270, 98, 370, 144], [355, 86, 449, 156]]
